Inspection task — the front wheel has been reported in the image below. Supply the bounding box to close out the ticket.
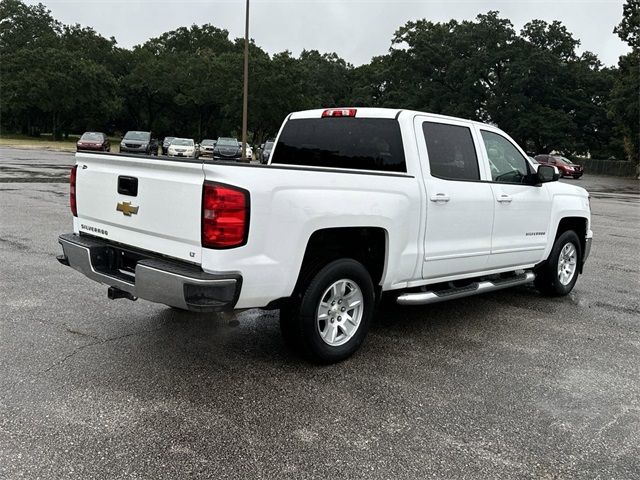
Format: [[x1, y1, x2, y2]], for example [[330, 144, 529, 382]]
[[280, 259, 375, 363], [534, 230, 581, 296]]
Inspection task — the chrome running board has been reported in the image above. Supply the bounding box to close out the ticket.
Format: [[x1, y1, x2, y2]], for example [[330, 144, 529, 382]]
[[396, 271, 535, 306]]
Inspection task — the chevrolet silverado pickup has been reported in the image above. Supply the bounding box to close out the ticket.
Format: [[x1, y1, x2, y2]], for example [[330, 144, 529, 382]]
[[57, 108, 592, 363]]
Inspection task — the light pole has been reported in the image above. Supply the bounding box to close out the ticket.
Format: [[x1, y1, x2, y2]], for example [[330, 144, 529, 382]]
[[241, 0, 250, 161]]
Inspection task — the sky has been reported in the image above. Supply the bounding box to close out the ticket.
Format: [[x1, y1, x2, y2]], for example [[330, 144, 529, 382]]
[[29, 0, 630, 67]]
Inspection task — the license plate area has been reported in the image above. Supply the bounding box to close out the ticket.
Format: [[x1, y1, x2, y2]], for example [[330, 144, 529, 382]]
[[91, 244, 147, 283]]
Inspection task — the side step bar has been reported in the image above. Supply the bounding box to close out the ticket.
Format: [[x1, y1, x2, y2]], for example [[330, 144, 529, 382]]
[[396, 271, 536, 306]]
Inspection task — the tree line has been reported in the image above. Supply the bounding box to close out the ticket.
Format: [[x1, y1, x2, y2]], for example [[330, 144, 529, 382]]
[[0, 0, 637, 162]]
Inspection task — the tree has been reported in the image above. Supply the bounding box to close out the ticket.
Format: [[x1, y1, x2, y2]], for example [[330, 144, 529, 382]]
[[614, 0, 640, 48], [609, 0, 639, 166], [0, 0, 632, 163]]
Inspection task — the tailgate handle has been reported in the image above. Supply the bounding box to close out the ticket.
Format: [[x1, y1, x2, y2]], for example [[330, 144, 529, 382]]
[[118, 176, 138, 197]]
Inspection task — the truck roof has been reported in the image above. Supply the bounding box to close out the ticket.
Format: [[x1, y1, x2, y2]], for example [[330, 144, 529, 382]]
[[289, 107, 493, 129]]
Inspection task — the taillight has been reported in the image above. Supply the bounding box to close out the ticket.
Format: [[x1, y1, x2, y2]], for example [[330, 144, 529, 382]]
[[202, 182, 249, 248], [321, 108, 357, 118], [70, 165, 78, 217]]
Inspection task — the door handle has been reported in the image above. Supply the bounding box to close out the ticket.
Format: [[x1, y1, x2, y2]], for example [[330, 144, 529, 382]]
[[430, 193, 450, 203], [497, 194, 512, 203]]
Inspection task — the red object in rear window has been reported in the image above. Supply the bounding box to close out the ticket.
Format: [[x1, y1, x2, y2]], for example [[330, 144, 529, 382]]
[[70, 165, 78, 217], [321, 108, 357, 118], [201, 182, 249, 249]]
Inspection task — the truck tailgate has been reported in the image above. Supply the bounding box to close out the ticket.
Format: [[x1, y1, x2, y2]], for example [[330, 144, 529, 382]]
[[74, 153, 204, 264]]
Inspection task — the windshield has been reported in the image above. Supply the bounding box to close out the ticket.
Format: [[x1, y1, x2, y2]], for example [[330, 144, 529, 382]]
[[163, 137, 175, 144], [201, 140, 215, 146], [124, 131, 150, 141], [528, 156, 539, 164], [81, 132, 103, 141], [171, 138, 194, 146], [217, 138, 238, 146]]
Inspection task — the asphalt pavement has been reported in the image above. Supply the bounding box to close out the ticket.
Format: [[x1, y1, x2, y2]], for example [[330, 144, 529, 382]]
[[1, 147, 639, 479]]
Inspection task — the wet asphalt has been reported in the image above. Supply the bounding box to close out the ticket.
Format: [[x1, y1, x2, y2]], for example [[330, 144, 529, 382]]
[[0, 147, 639, 479]]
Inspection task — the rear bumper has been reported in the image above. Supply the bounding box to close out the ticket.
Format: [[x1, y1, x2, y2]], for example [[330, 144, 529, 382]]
[[57, 233, 241, 312]]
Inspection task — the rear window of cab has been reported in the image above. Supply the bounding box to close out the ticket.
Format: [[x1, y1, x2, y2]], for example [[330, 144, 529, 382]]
[[271, 118, 407, 173]]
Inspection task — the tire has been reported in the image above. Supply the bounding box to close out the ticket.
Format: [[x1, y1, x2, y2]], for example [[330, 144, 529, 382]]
[[280, 258, 375, 363], [534, 230, 581, 296]]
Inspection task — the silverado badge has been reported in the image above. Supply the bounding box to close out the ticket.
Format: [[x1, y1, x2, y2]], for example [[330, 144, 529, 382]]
[[116, 201, 139, 216]]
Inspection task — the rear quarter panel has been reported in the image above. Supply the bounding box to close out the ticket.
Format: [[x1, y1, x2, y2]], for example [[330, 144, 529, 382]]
[[201, 164, 423, 308]]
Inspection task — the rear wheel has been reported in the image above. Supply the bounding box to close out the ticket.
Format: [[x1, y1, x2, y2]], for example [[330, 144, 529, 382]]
[[280, 258, 375, 363], [534, 230, 581, 296]]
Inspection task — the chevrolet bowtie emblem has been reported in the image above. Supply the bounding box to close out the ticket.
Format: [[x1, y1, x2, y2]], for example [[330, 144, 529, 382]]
[[116, 201, 139, 216]]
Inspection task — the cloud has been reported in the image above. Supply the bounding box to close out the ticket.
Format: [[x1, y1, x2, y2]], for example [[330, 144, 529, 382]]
[[33, 0, 630, 66]]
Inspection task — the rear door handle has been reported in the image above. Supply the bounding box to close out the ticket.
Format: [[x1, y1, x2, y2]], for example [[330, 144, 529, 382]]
[[497, 194, 512, 203], [430, 193, 450, 203]]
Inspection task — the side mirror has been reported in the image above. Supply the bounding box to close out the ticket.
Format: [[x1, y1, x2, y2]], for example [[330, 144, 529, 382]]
[[536, 164, 559, 183]]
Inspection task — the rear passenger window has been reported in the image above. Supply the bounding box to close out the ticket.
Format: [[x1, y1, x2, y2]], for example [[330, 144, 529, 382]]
[[271, 118, 406, 172], [422, 122, 480, 181]]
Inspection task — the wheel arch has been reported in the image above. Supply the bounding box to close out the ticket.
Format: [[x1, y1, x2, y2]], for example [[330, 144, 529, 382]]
[[293, 226, 389, 299], [554, 216, 588, 254]]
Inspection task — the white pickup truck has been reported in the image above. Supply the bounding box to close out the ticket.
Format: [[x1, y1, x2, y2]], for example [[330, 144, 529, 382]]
[[58, 108, 592, 362]]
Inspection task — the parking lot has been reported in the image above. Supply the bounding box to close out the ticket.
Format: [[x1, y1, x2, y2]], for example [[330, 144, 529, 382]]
[[1, 147, 639, 479]]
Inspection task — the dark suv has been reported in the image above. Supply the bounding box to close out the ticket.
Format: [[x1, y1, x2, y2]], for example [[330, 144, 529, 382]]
[[120, 131, 159, 155], [213, 137, 242, 161], [161, 136, 175, 156], [534, 154, 583, 179], [259, 140, 275, 164]]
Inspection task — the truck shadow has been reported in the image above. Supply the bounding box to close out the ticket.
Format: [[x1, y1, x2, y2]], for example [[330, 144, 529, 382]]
[[139, 283, 560, 366], [46, 283, 586, 407]]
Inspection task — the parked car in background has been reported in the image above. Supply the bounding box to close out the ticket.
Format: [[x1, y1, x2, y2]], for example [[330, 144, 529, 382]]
[[167, 138, 197, 158], [161, 137, 175, 155], [534, 154, 583, 179], [199, 139, 216, 157], [213, 137, 242, 161], [77, 132, 110, 152], [120, 131, 159, 155], [260, 140, 274, 164], [240, 143, 253, 160]]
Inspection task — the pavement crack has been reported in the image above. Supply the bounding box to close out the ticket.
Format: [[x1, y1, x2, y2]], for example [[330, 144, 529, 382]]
[[65, 327, 101, 340], [42, 326, 162, 374], [42, 340, 100, 373]]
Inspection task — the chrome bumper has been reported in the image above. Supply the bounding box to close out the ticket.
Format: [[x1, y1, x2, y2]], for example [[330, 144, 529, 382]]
[[57, 234, 241, 311]]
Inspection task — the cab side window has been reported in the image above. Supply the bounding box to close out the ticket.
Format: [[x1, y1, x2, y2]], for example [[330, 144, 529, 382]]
[[481, 130, 530, 184], [423, 122, 480, 181]]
